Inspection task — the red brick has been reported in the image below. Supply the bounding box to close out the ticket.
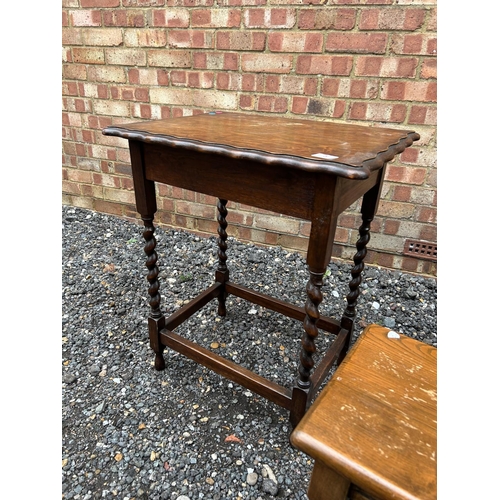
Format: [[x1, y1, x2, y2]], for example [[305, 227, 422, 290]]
[[122, 0, 165, 5], [152, 8, 189, 27], [125, 29, 167, 47], [326, 33, 387, 54], [384, 220, 400, 235], [421, 59, 437, 79], [408, 105, 436, 126], [392, 34, 436, 56], [103, 9, 145, 27], [256, 95, 288, 113], [297, 55, 353, 76], [242, 74, 264, 91], [191, 8, 241, 27], [292, 97, 345, 118], [243, 8, 295, 28], [216, 31, 266, 51], [401, 256, 419, 272], [416, 207, 437, 224], [298, 8, 356, 30], [392, 185, 412, 202], [168, 30, 213, 49], [385, 165, 427, 185], [268, 32, 323, 53], [356, 56, 417, 78], [359, 8, 425, 31], [419, 225, 436, 242], [81, 0, 119, 7], [193, 52, 239, 70]]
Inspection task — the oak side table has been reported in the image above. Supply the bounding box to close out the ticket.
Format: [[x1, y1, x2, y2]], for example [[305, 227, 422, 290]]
[[103, 112, 419, 427]]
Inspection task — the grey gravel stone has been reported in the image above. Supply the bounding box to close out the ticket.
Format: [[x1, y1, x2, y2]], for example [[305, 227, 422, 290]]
[[262, 478, 279, 496], [62, 206, 437, 499], [247, 472, 258, 485]]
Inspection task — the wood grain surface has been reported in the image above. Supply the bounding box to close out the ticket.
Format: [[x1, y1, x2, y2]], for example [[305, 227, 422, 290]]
[[103, 112, 419, 179], [291, 324, 437, 500]]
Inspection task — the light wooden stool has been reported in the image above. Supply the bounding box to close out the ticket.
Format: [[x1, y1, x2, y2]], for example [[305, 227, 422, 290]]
[[290, 324, 437, 500]]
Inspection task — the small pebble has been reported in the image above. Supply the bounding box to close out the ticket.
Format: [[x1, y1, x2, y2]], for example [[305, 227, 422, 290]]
[[247, 472, 258, 486]]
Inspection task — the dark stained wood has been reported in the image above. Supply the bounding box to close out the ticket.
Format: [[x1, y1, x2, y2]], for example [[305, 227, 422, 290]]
[[142, 142, 317, 220], [104, 113, 419, 179], [160, 328, 293, 410], [102, 112, 420, 426], [309, 328, 349, 393], [225, 282, 341, 334], [163, 283, 222, 331], [290, 324, 437, 500]]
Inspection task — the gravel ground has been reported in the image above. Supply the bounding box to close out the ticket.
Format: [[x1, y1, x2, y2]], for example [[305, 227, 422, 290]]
[[62, 205, 437, 500]]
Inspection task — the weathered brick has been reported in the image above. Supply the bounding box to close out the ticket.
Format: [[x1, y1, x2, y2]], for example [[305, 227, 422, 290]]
[[326, 33, 388, 54], [103, 187, 136, 205], [243, 8, 295, 28], [124, 29, 167, 47], [420, 59, 437, 79], [62, 27, 83, 45], [298, 8, 356, 30], [81, 28, 123, 46], [72, 48, 105, 64], [191, 8, 241, 27], [194, 51, 238, 70], [268, 32, 323, 53], [217, 31, 266, 51], [150, 87, 238, 109], [349, 102, 407, 123], [216, 72, 242, 91], [168, 30, 214, 49], [359, 8, 426, 31], [385, 80, 436, 102], [87, 66, 127, 83], [292, 96, 346, 118], [256, 95, 288, 113], [391, 34, 437, 56], [103, 9, 145, 27], [385, 165, 427, 185], [408, 105, 436, 126], [148, 50, 191, 67], [122, 0, 165, 5], [94, 99, 131, 117], [297, 55, 353, 75], [152, 8, 190, 26], [81, 0, 120, 7], [242, 53, 293, 73], [356, 56, 418, 78], [128, 68, 159, 85], [105, 48, 147, 66], [323, 77, 379, 99], [69, 10, 102, 26]]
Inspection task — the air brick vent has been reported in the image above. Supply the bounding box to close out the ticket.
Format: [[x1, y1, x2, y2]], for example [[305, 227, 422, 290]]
[[403, 239, 437, 261]]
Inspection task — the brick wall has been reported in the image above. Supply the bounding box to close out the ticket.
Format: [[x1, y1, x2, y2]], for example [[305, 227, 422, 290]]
[[62, 0, 437, 277]]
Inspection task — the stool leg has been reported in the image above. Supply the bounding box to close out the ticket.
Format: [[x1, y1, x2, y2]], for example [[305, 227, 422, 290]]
[[307, 459, 350, 500], [142, 215, 166, 371], [216, 198, 229, 316]]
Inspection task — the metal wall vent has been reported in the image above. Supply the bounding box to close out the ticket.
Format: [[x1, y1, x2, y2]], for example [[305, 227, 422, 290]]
[[403, 239, 437, 261]]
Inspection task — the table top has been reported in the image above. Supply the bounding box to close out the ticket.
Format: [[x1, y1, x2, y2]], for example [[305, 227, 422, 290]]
[[103, 113, 419, 180], [291, 325, 437, 500]]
